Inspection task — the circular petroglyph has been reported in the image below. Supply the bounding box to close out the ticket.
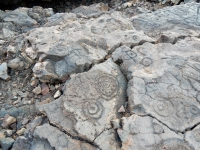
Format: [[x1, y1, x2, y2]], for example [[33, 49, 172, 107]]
[[83, 101, 104, 119], [153, 101, 174, 117], [49, 44, 68, 56], [189, 105, 199, 115], [95, 74, 119, 100], [141, 57, 153, 67], [132, 35, 140, 41], [157, 139, 193, 150]]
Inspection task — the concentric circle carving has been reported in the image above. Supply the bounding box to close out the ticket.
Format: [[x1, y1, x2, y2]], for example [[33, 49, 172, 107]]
[[141, 57, 153, 67], [153, 101, 174, 117], [95, 74, 119, 100], [83, 101, 103, 119]]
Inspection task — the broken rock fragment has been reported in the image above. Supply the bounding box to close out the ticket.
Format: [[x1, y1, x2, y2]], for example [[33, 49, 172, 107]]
[[2, 114, 16, 128]]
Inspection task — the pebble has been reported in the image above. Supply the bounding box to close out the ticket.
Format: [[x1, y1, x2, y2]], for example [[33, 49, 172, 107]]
[[16, 128, 26, 136], [54, 90, 61, 99], [0, 62, 10, 80], [1, 115, 16, 128], [4, 130, 13, 137], [32, 86, 42, 95], [118, 105, 126, 113], [0, 137, 15, 150], [41, 83, 49, 95]]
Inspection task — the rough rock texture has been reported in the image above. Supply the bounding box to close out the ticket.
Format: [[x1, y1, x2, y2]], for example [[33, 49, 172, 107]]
[[32, 124, 97, 150], [6, 7, 153, 82], [0, 62, 10, 80], [118, 115, 194, 150], [113, 37, 200, 132], [1, 1, 200, 150], [36, 59, 127, 149]]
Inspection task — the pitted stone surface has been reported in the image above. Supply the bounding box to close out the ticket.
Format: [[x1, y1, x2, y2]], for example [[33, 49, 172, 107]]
[[33, 124, 97, 150], [37, 59, 126, 149], [118, 115, 194, 150], [113, 37, 200, 132]]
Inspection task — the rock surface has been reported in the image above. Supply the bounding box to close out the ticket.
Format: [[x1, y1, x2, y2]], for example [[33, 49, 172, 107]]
[[32, 124, 97, 150], [1, 1, 200, 150], [37, 59, 127, 149]]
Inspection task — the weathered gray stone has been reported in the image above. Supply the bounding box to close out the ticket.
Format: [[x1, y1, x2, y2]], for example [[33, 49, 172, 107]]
[[112, 37, 200, 133], [2, 11, 37, 27], [24, 116, 43, 139], [30, 139, 55, 150], [11, 136, 31, 150], [0, 62, 10, 80], [37, 59, 126, 149], [33, 124, 97, 150], [118, 115, 194, 150], [0, 137, 15, 150]]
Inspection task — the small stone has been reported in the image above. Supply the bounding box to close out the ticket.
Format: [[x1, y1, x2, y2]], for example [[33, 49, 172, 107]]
[[30, 79, 38, 87], [118, 105, 125, 113], [16, 128, 26, 136], [8, 58, 24, 70], [2, 115, 16, 128], [41, 83, 49, 95], [0, 62, 10, 80], [32, 86, 41, 95], [54, 90, 61, 99], [0, 138, 15, 150], [4, 130, 13, 137]]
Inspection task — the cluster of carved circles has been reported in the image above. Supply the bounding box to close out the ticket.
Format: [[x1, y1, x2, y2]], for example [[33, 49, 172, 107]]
[[95, 74, 119, 100], [64, 73, 119, 121]]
